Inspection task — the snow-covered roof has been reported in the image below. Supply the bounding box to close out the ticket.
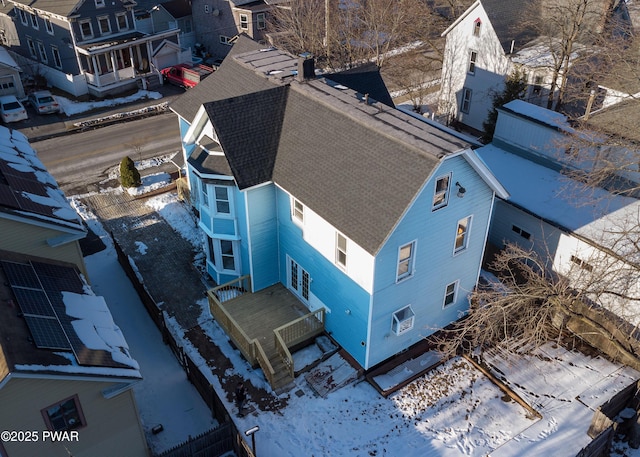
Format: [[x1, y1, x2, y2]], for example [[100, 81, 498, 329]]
[[477, 144, 640, 262], [499, 99, 573, 132], [0, 126, 84, 233], [0, 252, 140, 381], [0, 47, 20, 72]]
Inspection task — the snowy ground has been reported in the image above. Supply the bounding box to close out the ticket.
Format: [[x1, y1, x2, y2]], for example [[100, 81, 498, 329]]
[[58, 92, 640, 456]]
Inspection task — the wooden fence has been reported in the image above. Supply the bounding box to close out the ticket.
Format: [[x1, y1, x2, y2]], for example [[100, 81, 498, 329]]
[[111, 233, 254, 457]]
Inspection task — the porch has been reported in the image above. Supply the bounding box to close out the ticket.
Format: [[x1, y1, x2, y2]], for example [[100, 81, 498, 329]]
[[207, 276, 325, 392]]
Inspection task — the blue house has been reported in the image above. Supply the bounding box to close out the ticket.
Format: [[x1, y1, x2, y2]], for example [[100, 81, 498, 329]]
[[169, 36, 508, 388]]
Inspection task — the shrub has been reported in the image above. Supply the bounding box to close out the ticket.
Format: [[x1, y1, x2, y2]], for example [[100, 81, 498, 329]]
[[119, 156, 141, 188]]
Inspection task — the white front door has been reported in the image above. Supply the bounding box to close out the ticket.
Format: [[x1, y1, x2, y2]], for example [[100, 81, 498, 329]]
[[287, 256, 310, 306]]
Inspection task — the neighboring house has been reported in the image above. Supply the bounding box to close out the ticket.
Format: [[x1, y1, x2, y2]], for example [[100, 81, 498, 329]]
[[169, 36, 508, 379], [0, 250, 147, 457], [438, 0, 613, 133], [0, 45, 24, 98], [477, 99, 640, 325], [0, 125, 88, 279], [6, 0, 185, 97], [190, 0, 271, 61]]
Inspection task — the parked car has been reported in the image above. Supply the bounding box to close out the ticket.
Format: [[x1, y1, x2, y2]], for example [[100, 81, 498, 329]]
[[28, 90, 60, 114], [161, 64, 214, 89], [0, 95, 28, 123]]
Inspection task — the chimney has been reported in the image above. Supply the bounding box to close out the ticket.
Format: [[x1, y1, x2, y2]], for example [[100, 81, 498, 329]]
[[297, 53, 315, 82]]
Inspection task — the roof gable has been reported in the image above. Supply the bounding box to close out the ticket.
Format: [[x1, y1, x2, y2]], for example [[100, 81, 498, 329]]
[[204, 85, 288, 189]]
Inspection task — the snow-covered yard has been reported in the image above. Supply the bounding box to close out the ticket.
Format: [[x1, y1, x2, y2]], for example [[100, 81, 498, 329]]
[[70, 180, 640, 457]]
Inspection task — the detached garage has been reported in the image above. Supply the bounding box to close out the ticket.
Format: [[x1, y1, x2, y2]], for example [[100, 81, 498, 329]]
[[0, 47, 24, 99]]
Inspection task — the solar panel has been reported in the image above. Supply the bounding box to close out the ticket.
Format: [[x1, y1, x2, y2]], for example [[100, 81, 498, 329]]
[[23, 315, 71, 350], [1, 261, 41, 289], [33, 262, 85, 294], [12, 288, 56, 317]]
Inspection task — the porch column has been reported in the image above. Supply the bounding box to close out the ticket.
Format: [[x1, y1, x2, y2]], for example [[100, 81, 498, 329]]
[[110, 51, 119, 82], [91, 55, 101, 87]]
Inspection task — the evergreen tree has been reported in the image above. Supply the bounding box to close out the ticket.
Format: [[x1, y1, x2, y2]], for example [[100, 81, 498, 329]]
[[119, 156, 141, 188], [482, 70, 528, 143]]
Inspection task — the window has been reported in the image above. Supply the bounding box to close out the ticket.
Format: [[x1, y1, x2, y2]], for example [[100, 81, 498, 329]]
[[220, 35, 232, 45], [396, 241, 416, 281], [42, 395, 86, 431], [292, 198, 304, 223], [214, 186, 230, 214], [220, 240, 235, 270], [433, 174, 451, 210], [336, 233, 347, 268], [43, 17, 54, 34], [201, 182, 209, 206], [239, 14, 249, 30], [454, 216, 472, 253], [468, 50, 477, 74], [205, 4, 210, 13], [26, 37, 37, 58], [570, 255, 593, 272], [79, 19, 93, 40], [30, 12, 38, 29], [98, 15, 111, 35], [17, 8, 28, 26], [51, 46, 62, 68], [257, 13, 266, 30], [532, 75, 543, 96], [473, 18, 481, 37], [512, 224, 531, 240], [392, 306, 415, 336], [461, 87, 472, 114], [116, 12, 129, 31], [183, 18, 192, 33], [95, 0, 106, 7], [37, 42, 47, 63], [443, 281, 459, 307]]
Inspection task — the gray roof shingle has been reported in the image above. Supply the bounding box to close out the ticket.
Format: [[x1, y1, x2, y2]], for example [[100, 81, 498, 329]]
[[10, 0, 84, 17], [174, 36, 474, 255]]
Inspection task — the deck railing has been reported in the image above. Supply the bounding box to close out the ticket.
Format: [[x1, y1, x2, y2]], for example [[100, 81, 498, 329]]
[[274, 309, 325, 378]]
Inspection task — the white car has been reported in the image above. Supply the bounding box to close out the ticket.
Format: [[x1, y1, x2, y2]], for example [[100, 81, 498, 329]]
[[28, 90, 60, 114], [0, 95, 28, 123]]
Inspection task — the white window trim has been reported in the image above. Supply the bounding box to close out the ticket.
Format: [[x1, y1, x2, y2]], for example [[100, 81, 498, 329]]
[[443, 280, 459, 308], [396, 240, 416, 282], [115, 12, 129, 31], [239, 13, 249, 30], [257, 13, 266, 30], [44, 17, 54, 35], [468, 50, 477, 75], [97, 15, 111, 35], [79, 19, 93, 40], [208, 237, 240, 274], [432, 173, 451, 211], [30, 12, 38, 30], [392, 305, 415, 336], [26, 37, 37, 58], [220, 35, 232, 45], [291, 197, 304, 224], [37, 41, 47, 63], [336, 232, 347, 269], [51, 46, 62, 69], [461, 88, 472, 114], [18, 8, 28, 26], [212, 185, 233, 216], [95, 0, 106, 7], [454, 215, 472, 255]]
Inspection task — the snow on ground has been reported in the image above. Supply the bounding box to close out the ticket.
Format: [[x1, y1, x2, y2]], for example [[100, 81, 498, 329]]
[[55, 90, 163, 116], [70, 188, 640, 457], [76, 206, 216, 454]]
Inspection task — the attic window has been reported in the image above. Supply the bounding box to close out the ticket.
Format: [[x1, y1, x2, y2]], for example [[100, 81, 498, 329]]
[[473, 18, 481, 37], [95, 0, 105, 7]]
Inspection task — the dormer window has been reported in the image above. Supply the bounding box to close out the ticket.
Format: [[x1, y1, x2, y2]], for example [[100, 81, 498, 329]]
[[95, 0, 106, 7], [473, 18, 481, 37]]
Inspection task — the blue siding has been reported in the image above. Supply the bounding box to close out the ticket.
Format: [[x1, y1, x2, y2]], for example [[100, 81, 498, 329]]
[[275, 188, 371, 367], [244, 185, 279, 291], [369, 155, 494, 368]]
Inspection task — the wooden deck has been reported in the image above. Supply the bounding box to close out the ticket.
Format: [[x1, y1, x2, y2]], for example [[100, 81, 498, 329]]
[[208, 277, 325, 391], [220, 283, 310, 358]]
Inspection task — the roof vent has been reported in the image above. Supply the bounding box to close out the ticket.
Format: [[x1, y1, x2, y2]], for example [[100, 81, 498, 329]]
[[297, 53, 315, 82]]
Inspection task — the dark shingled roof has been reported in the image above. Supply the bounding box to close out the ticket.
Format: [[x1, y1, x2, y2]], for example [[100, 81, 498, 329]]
[[204, 86, 288, 190], [175, 36, 474, 255], [170, 34, 275, 123], [325, 63, 395, 108], [162, 0, 192, 18], [11, 0, 89, 17]]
